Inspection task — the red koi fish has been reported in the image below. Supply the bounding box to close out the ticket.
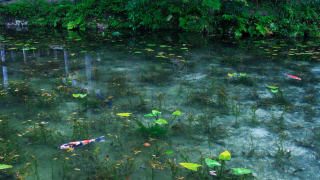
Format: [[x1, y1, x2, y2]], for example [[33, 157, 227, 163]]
[[281, 72, 301, 80], [58, 136, 105, 149]]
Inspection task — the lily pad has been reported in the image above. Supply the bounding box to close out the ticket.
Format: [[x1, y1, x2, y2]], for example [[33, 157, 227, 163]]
[[0, 164, 13, 169], [116, 113, 132, 117], [166, 150, 174, 154], [73, 94, 80, 98], [154, 119, 168, 125], [180, 163, 202, 171], [267, 86, 278, 89], [172, 110, 181, 116], [152, 110, 161, 115], [240, 73, 246, 76], [232, 168, 254, 175], [79, 94, 87, 98], [144, 113, 156, 117], [181, 47, 188, 49], [219, 150, 231, 161], [147, 44, 156, 46], [271, 89, 278, 93], [205, 158, 221, 168]]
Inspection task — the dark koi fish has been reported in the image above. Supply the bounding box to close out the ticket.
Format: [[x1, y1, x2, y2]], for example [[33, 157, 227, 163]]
[[96, 90, 112, 107], [281, 72, 301, 80], [58, 136, 105, 149]]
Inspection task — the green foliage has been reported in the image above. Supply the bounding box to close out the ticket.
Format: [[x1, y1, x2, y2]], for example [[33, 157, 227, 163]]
[[1, 0, 320, 37]]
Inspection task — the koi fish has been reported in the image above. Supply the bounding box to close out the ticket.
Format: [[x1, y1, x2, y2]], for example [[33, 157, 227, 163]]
[[281, 72, 301, 80], [96, 90, 112, 107], [58, 136, 105, 149]]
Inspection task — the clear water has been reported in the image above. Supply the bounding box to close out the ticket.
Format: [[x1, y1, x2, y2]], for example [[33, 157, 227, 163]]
[[0, 27, 319, 180]]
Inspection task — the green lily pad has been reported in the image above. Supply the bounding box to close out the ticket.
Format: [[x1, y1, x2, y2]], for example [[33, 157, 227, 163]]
[[307, 41, 314, 44], [240, 73, 246, 76], [144, 113, 156, 117], [134, 51, 142, 53], [166, 150, 174, 154], [154, 119, 168, 125], [181, 47, 188, 49], [172, 110, 181, 116], [232, 168, 254, 175], [205, 158, 221, 168], [180, 163, 202, 171], [147, 44, 156, 46], [152, 110, 161, 115], [280, 44, 288, 46], [271, 89, 278, 93], [267, 86, 278, 89], [219, 151, 231, 161], [159, 45, 167, 47], [73, 94, 80, 98], [0, 164, 13, 169], [79, 94, 87, 98]]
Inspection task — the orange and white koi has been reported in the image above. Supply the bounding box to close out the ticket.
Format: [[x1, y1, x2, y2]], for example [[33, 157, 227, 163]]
[[281, 72, 301, 80], [58, 136, 105, 149]]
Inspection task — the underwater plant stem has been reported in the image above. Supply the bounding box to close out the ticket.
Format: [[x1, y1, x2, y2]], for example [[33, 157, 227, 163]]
[[166, 116, 177, 131]]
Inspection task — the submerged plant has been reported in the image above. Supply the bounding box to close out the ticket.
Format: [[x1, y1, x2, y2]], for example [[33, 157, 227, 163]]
[[205, 151, 254, 179]]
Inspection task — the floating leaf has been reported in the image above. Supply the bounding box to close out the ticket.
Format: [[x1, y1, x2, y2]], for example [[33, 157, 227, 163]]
[[159, 45, 167, 47], [154, 119, 168, 125], [117, 113, 132, 117], [147, 44, 156, 46], [144, 113, 156, 117], [240, 73, 246, 76], [228, 73, 233, 76], [93, 147, 99, 155], [152, 110, 161, 115], [181, 47, 188, 49], [180, 163, 202, 171], [307, 41, 314, 44], [73, 94, 80, 98], [219, 151, 231, 161], [280, 44, 288, 46], [79, 94, 87, 98], [271, 89, 278, 93], [232, 168, 254, 175], [205, 158, 221, 168], [134, 51, 142, 53], [267, 86, 278, 89], [166, 150, 174, 154], [232, 73, 238, 76], [0, 164, 13, 169], [172, 110, 181, 116]]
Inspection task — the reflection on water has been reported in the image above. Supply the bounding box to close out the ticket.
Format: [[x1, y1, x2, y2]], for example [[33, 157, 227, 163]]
[[0, 27, 320, 179]]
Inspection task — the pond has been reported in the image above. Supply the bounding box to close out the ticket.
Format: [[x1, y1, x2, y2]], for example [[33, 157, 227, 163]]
[[0, 26, 319, 180]]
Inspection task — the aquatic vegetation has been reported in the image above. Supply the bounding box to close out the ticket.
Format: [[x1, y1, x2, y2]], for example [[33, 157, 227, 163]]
[[73, 93, 87, 109], [71, 118, 89, 140], [302, 94, 316, 104], [180, 163, 202, 171], [135, 110, 180, 137], [141, 65, 174, 85], [205, 151, 254, 179], [0, 164, 13, 169]]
